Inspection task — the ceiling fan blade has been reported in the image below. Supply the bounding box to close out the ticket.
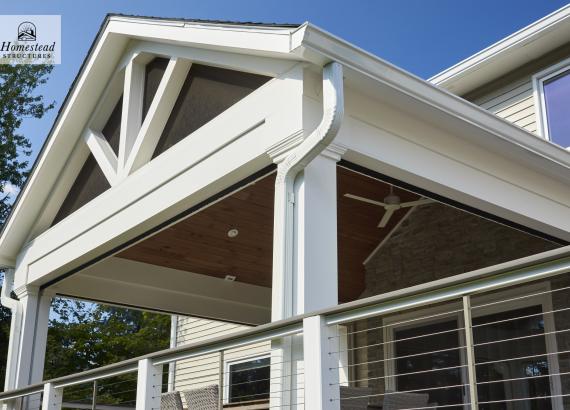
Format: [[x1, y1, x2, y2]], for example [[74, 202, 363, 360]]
[[344, 193, 386, 207], [400, 198, 433, 208], [378, 208, 395, 228]]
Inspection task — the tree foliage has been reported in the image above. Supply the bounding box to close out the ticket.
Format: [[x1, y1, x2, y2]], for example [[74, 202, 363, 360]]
[[45, 298, 170, 405], [0, 64, 54, 221]]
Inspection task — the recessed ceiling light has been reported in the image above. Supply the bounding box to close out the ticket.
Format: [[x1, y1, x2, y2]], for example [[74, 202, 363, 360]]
[[227, 228, 239, 238], [225, 275, 236, 282]]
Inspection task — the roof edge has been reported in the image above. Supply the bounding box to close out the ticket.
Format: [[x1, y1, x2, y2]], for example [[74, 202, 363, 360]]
[[429, 4, 570, 94]]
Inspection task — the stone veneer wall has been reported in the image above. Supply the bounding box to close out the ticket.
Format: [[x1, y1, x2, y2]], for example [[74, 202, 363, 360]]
[[351, 202, 561, 398]]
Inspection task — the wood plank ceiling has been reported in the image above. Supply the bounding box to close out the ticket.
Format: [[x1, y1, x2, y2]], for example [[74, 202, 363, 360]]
[[117, 166, 421, 303]]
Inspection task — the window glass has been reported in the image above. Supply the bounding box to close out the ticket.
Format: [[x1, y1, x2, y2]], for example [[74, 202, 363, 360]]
[[543, 69, 570, 147], [228, 356, 270, 403]]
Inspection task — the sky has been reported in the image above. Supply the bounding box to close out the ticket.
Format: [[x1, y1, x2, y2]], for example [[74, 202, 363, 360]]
[[1, 0, 569, 170]]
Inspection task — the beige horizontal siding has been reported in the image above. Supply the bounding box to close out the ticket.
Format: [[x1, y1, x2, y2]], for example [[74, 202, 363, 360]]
[[465, 43, 570, 136], [173, 317, 271, 401], [471, 78, 537, 133]]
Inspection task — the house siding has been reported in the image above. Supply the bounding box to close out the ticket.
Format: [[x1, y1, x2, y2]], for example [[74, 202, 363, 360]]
[[464, 43, 570, 135], [173, 317, 270, 397]]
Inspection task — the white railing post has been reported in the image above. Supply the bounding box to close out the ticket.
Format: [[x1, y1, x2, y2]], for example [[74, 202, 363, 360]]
[[136, 359, 162, 410], [463, 296, 478, 409], [303, 315, 340, 410], [42, 383, 63, 410]]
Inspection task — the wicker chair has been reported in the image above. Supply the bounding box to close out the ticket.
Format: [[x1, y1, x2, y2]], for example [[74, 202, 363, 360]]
[[382, 391, 429, 410], [161, 391, 184, 410], [183, 385, 219, 410]]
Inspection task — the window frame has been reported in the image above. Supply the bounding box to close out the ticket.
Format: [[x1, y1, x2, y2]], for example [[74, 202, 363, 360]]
[[223, 353, 271, 404], [532, 57, 570, 145]]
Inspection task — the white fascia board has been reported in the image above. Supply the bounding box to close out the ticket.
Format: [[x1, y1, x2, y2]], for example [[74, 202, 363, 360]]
[[16, 74, 304, 288], [429, 4, 570, 94], [293, 23, 570, 183], [106, 17, 296, 57]]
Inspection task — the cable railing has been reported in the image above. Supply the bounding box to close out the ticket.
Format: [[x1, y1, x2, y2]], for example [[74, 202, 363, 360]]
[[1, 251, 570, 409]]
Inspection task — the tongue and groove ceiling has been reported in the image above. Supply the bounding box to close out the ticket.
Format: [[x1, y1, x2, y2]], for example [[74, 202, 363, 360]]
[[115, 167, 421, 303]]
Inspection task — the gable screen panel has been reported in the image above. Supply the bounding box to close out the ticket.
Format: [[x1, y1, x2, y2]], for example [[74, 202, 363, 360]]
[[152, 64, 270, 158], [51, 98, 123, 226], [143, 57, 169, 121], [101, 96, 122, 155], [51, 154, 111, 225]]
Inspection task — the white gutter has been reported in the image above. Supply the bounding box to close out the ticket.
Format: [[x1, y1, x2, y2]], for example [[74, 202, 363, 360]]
[[1, 269, 22, 391], [272, 61, 344, 320]]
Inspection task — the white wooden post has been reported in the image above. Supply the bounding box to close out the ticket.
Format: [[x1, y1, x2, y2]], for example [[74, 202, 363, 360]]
[[303, 316, 340, 410], [42, 383, 63, 410], [136, 359, 162, 410], [12, 285, 40, 388], [463, 296, 479, 409], [5, 286, 53, 393], [30, 290, 55, 385], [293, 149, 342, 315], [270, 146, 344, 409]]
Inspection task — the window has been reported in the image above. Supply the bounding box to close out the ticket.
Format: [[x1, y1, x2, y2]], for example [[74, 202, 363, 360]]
[[383, 283, 563, 409], [534, 59, 570, 147], [225, 355, 270, 403]]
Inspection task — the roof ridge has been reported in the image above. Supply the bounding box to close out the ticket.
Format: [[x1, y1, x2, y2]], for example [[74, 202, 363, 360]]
[[106, 13, 301, 28]]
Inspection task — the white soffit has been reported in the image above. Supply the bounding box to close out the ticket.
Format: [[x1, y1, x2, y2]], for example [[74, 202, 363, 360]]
[[429, 4, 570, 95]]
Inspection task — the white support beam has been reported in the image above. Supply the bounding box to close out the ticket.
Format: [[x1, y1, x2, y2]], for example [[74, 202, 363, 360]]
[[83, 129, 118, 186], [303, 316, 340, 410], [51, 257, 271, 325], [119, 57, 145, 171], [42, 383, 63, 410], [123, 57, 192, 177], [135, 359, 162, 410]]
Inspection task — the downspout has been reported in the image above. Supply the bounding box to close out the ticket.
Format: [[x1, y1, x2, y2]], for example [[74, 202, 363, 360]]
[[272, 61, 344, 320], [1, 269, 22, 391]]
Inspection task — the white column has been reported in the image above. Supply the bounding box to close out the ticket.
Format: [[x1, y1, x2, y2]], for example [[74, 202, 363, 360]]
[[136, 359, 162, 410], [31, 290, 54, 385], [270, 145, 344, 410], [41, 383, 63, 410], [293, 148, 343, 315], [13, 285, 39, 389], [303, 316, 340, 410], [11, 287, 53, 388]]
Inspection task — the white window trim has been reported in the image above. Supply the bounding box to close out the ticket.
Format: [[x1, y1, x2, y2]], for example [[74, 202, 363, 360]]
[[532, 56, 570, 145], [382, 282, 563, 409], [223, 353, 271, 404]]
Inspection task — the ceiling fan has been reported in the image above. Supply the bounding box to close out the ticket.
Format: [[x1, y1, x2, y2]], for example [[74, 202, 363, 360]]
[[344, 186, 433, 228]]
